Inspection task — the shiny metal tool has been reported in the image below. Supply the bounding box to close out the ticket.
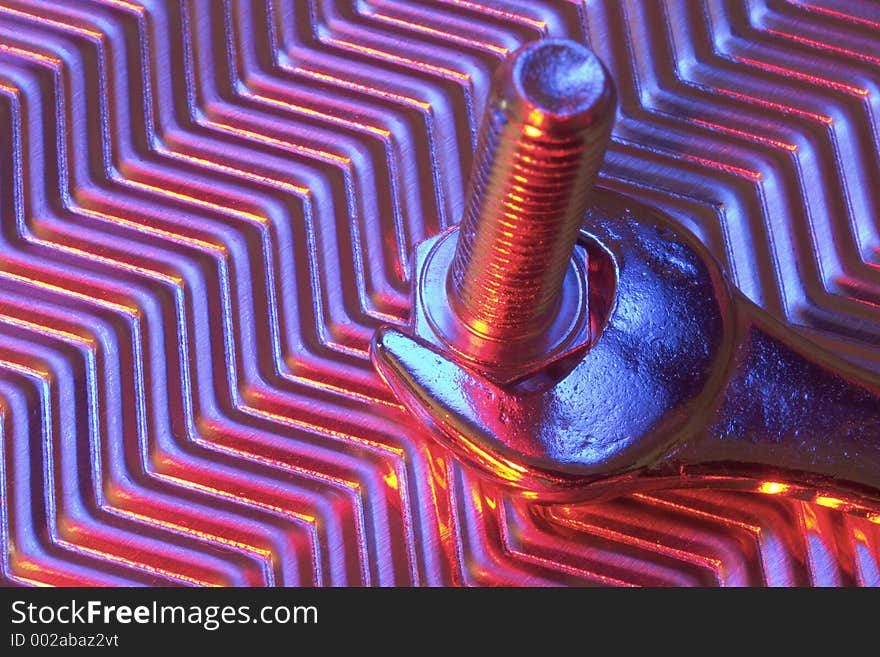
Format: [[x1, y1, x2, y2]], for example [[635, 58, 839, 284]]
[[372, 38, 880, 514]]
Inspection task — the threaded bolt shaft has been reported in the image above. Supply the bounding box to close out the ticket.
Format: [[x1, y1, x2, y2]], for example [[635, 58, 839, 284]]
[[448, 39, 616, 341]]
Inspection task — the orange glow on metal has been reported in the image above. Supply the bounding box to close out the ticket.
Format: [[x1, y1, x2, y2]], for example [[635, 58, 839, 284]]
[[282, 371, 404, 410], [424, 451, 452, 545], [164, 148, 310, 200], [758, 481, 791, 495], [617, 135, 761, 181], [0, 42, 61, 66], [369, 12, 508, 55], [0, 270, 137, 316], [76, 206, 223, 253], [625, 138, 762, 180], [56, 538, 215, 587], [678, 153, 762, 181], [207, 120, 351, 165], [294, 67, 432, 110], [317, 339, 371, 360], [241, 402, 403, 457], [0, 353, 218, 586], [384, 469, 399, 491], [815, 495, 845, 510], [121, 179, 268, 225], [553, 512, 724, 571], [249, 92, 391, 137], [158, 445, 365, 583], [112, 507, 273, 562], [440, 0, 547, 30], [0, 314, 93, 347], [634, 494, 762, 533], [429, 455, 447, 489], [712, 87, 833, 124], [188, 432, 362, 492], [468, 483, 486, 515], [35, 241, 182, 286], [786, 1, 880, 30], [0, 358, 49, 381], [325, 38, 470, 82], [733, 55, 869, 97], [690, 118, 798, 152], [500, 525, 634, 586], [0, 5, 102, 40], [152, 472, 316, 524], [95, 0, 145, 13], [2, 0, 879, 589], [802, 503, 819, 531], [453, 431, 528, 483], [8, 574, 52, 587], [763, 27, 880, 66]]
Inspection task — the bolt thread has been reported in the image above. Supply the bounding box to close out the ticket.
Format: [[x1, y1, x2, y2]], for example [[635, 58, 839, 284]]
[[448, 41, 615, 341]]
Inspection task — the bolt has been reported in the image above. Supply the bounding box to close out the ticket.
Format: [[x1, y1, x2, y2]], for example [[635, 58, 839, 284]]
[[448, 38, 616, 342]]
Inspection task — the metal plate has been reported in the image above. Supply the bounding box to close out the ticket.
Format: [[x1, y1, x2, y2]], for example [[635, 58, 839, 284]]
[[1, 0, 879, 586]]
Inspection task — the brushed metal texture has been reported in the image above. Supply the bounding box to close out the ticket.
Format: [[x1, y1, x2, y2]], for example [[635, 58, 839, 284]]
[[0, 0, 879, 586]]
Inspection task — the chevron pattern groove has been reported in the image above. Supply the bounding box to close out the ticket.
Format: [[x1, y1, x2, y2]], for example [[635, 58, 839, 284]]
[[1, 0, 879, 587]]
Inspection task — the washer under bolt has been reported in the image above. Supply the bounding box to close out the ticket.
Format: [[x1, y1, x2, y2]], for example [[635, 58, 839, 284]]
[[449, 38, 616, 343]]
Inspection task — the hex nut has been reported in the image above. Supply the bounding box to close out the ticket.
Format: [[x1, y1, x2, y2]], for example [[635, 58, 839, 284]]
[[411, 225, 593, 387]]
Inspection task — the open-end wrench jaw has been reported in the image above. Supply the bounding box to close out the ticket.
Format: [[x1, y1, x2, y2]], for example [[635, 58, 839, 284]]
[[373, 191, 880, 506]]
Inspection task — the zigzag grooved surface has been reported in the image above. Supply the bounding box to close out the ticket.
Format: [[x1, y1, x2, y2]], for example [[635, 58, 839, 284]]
[[0, 0, 879, 587]]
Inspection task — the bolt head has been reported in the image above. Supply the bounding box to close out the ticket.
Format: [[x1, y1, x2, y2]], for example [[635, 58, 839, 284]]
[[410, 225, 594, 388]]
